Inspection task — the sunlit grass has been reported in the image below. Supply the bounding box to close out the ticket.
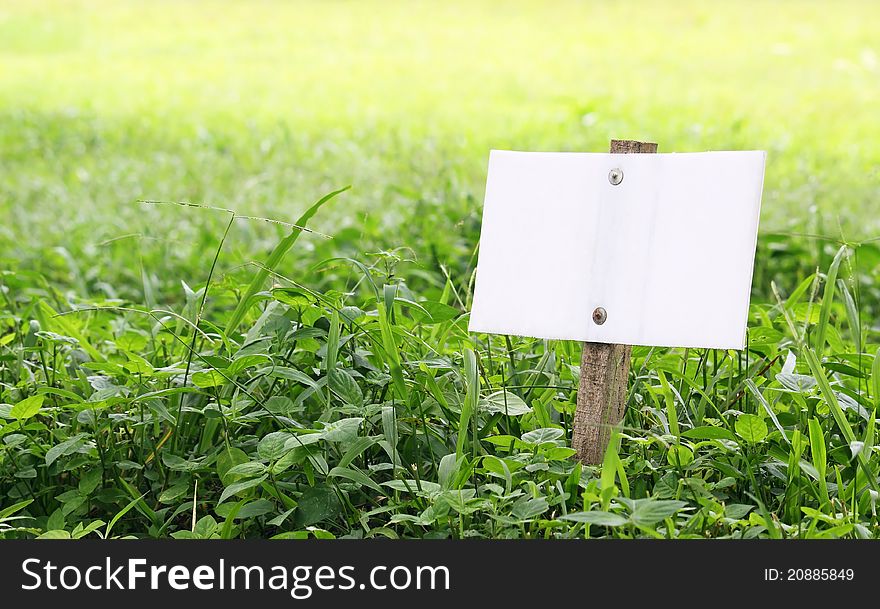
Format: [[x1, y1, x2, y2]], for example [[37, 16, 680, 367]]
[[1, 0, 879, 539]]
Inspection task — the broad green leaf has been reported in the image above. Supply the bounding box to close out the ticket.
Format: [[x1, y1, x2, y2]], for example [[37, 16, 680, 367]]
[[481, 391, 531, 416], [561, 511, 628, 527], [10, 395, 44, 420], [219, 474, 268, 504], [521, 428, 564, 445], [328, 466, 383, 493], [216, 499, 275, 521], [256, 366, 320, 392], [382, 480, 442, 494], [666, 444, 694, 467], [735, 414, 768, 443], [682, 426, 735, 441], [420, 301, 460, 324], [745, 379, 789, 444], [630, 499, 688, 526], [192, 369, 228, 388], [258, 431, 290, 461], [226, 462, 268, 477], [321, 417, 363, 442], [438, 453, 462, 490], [328, 368, 363, 407], [217, 447, 250, 486], [46, 433, 89, 467], [37, 530, 71, 539], [511, 497, 549, 520], [293, 485, 341, 527]]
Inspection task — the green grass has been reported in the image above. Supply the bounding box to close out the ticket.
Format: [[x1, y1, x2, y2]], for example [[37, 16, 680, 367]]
[[1, 0, 880, 538]]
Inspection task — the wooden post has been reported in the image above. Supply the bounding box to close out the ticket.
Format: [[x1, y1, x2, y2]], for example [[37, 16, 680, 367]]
[[572, 139, 658, 464]]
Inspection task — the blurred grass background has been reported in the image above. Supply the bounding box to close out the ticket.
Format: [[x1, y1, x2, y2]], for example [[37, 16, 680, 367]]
[[1, 0, 878, 301]]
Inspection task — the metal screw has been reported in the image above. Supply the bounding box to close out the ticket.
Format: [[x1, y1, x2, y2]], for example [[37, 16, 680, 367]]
[[608, 168, 624, 185], [592, 307, 607, 325]]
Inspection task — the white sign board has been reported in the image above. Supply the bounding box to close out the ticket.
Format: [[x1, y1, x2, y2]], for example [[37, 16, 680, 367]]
[[469, 150, 766, 349]]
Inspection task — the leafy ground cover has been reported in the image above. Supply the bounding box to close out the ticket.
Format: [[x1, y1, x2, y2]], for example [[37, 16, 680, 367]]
[[1, 0, 880, 538]]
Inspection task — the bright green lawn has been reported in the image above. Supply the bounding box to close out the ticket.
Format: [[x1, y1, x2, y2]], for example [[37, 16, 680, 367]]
[[1, 1, 880, 539]]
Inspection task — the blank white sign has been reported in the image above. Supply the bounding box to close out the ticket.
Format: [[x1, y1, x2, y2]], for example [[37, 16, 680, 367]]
[[469, 150, 766, 349]]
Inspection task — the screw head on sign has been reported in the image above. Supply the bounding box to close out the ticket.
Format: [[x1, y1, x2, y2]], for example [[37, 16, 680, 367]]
[[608, 168, 624, 185], [592, 307, 607, 325]]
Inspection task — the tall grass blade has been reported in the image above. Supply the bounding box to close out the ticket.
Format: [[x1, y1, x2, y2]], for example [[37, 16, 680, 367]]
[[813, 245, 846, 357], [457, 349, 478, 459], [225, 186, 349, 335]]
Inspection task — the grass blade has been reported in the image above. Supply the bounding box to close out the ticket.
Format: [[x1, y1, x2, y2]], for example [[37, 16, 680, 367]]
[[225, 186, 349, 335], [812, 245, 846, 357], [457, 349, 478, 459]]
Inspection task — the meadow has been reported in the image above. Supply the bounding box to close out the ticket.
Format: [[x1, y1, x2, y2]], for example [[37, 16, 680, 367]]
[[1, 0, 880, 538]]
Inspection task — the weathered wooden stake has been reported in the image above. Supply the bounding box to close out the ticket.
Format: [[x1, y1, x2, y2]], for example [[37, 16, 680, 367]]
[[572, 139, 658, 464]]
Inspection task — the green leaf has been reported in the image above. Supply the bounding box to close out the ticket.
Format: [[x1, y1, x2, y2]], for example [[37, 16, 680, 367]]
[[483, 435, 527, 450], [438, 453, 462, 490], [258, 431, 290, 461], [37, 530, 71, 540], [46, 433, 89, 467], [337, 436, 380, 469], [543, 446, 577, 461], [813, 245, 846, 357], [266, 508, 296, 527], [105, 491, 147, 538], [800, 345, 878, 493], [217, 447, 250, 486], [735, 414, 768, 443], [511, 497, 549, 520], [225, 186, 349, 335], [293, 485, 341, 527], [192, 369, 228, 388], [808, 417, 830, 507], [219, 475, 268, 504], [748, 326, 783, 345], [377, 299, 407, 400], [724, 504, 755, 520], [599, 426, 621, 509], [561, 511, 628, 527], [420, 301, 460, 324], [10, 395, 44, 420], [745, 379, 789, 444], [837, 279, 861, 353], [256, 366, 320, 392], [0, 499, 33, 520], [682, 426, 735, 441], [327, 466, 383, 493], [873, 348, 880, 411], [382, 480, 442, 494], [226, 462, 268, 477], [161, 453, 203, 472], [666, 444, 694, 467], [216, 499, 275, 522], [456, 349, 478, 459], [321, 417, 363, 443], [521, 428, 564, 445], [630, 499, 688, 526], [481, 391, 531, 416], [328, 368, 363, 407]]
